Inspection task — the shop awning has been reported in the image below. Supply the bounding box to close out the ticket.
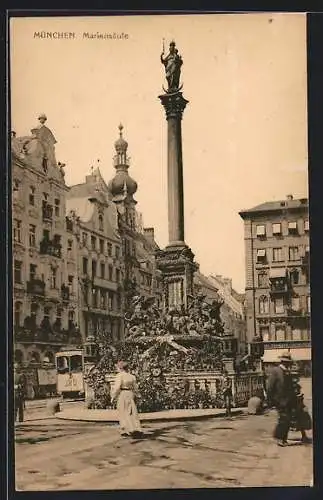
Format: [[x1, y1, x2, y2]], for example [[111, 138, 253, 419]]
[[262, 347, 311, 363], [269, 268, 286, 279]]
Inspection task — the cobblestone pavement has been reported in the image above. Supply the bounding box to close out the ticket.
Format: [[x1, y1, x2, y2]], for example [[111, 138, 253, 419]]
[[15, 408, 313, 490]]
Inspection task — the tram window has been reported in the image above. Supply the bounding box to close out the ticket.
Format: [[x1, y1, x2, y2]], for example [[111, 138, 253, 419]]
[[70, 355, 83, 373], [57, 356, 69, 373]]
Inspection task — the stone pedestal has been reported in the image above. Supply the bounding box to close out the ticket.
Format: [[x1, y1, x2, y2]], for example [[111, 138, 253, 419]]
[[156, 244, 198, 310]]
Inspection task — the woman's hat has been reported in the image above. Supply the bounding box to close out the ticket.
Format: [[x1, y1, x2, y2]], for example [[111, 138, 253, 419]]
[[279, 351, 293, 363], [117, 360, 128, 370]]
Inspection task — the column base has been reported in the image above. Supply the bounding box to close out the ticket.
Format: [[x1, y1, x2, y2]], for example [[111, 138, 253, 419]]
[[156, 244, 199, 311]]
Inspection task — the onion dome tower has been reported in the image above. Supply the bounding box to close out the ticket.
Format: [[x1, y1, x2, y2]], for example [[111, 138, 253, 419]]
[[108, 124, 138, 229]]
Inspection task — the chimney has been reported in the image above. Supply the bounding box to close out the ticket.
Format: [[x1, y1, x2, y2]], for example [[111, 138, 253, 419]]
[[143, 227, 155, 244], [286, 194, 293, 201]]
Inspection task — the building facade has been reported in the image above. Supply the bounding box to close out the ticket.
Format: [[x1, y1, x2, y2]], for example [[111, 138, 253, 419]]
[[194, 272, 247, 355], [239, 195, 310, 373], [12, 115, 81, 367], [66, 168, 125, 343]]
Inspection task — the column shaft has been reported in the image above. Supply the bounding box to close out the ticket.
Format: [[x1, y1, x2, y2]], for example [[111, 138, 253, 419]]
[[167, 116, 185, 245]]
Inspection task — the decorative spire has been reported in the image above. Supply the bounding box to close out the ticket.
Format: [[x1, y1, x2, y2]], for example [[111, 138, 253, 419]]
[[114, 123, 128, 155], [108, 124, 138, 199]]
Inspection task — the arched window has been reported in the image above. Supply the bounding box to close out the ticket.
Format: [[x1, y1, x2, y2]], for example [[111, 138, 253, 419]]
[[29, 186, 35, 205], [30, 351, 40, 363], [44, 351, 54, 364], [259, 296, 269, 314], [98, 214, 104, 231], [14, 302, 22, 327]]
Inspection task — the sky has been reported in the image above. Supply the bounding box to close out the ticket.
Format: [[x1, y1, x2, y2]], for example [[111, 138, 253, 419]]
[[10, 13, 308, 293]]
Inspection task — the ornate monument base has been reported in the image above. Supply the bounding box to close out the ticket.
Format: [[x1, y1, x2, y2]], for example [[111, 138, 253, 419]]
[[156, 244, 198, 310]]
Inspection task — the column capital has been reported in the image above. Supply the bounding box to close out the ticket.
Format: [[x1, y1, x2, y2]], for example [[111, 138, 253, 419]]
[[159, 91, 189, 120]]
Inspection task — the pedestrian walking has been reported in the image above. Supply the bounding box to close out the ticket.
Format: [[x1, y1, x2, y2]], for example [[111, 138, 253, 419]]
[[111, 360, 143, 438], [266, 352, 295, 446], [290, 367, 312, 443], [14, 362, 26, 423], [221, 369, 233, 418]]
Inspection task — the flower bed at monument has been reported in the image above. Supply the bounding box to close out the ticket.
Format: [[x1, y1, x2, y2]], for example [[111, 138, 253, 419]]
[[84, 294, 262, 412]]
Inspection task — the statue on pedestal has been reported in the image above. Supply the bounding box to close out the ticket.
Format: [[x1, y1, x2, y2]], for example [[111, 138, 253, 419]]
[[161, 40, 183, 93]]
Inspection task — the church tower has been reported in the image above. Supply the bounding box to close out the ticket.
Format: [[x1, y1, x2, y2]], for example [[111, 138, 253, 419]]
[[107, 125, 139, 305]]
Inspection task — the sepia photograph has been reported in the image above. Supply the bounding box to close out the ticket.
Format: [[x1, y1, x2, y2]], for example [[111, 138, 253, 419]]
[[10, 12, 312, 490]]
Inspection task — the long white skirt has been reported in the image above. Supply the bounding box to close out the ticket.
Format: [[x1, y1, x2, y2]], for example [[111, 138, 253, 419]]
[[117, 390, 141, 434]]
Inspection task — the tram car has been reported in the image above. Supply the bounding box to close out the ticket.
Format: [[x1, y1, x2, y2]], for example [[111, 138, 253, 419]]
[[55, 348, 85, 399]]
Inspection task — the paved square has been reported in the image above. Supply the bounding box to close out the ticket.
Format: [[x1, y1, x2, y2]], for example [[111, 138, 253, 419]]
[[15, 408, 313, 490]]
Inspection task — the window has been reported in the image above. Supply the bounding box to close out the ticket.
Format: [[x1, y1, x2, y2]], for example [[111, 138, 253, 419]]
[[29, 186, 35, 205], [92, 288, 98, 308], [107, 242, 112, 256], [291, 328, 302, 341], [29, 224, 36, 247], [291, 270, 299, 285], [53, 234, 61, 246], [56, 307, 62, 328], [54, 198, 60, 216], [259, 326, 269, 342], [291, 296, 300, 311], [108, 291, 113, 309], [256, 249, 266, 263], [91, 260, 97, 277], [30, 264, 37, 281], [68, 310, 75, 329], [83, 257, 88, 275], [305, 245, 310, 254], [115, 246, 120, 259], [116, 269, 121, 283], [307, 296, 311, 313], [117, 293, 122, 310], [288, 221, 298, 234], [272, 223, 282, 235], [13, 219, 22, 243], [258, 273, 267, 287], [98, 214, 104, 231], [275, 327, 286, 341], [82, 232, 88, 246], [67, 239, 73, 251], [256, 225, 266, 237], [91, 236, 96, 250], [274, 297, 284, 314], [100, 290, 106, 309], [13, 179, 20, 199], [304, 220, 309, 232], [259, 296, 269, 314], [99, 239, 104, 254], [68, 275, 73, 293], [273, 247, 283, 262], [289, 246, 299, 261], [108, 264, 113, 281], [43, 229, 50, 241], [14, 260, 22, 283], [50, 268, 57, 288], [15, 302, 22, 327], [100, 262, 105, 279]]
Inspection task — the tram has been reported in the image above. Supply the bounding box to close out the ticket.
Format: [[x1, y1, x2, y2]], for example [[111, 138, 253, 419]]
[[55, 348, 85, 399]]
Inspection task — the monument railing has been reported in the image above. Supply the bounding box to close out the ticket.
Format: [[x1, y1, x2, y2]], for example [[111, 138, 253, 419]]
[[84, 367, 263, 408]]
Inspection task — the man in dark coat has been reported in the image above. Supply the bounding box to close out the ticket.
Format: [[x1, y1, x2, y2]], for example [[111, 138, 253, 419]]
[[14, 362, 26, 423], [266, 352, 295, 446]]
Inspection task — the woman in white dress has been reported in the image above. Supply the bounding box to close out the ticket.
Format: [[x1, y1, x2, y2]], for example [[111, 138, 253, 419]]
[[111, 361, 142, 438]]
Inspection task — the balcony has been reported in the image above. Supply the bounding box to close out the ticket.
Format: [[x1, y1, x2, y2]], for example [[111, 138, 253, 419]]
[[42, 203, 53, 222], [40, 239, 62, 258], [26, 279, 45, 296]]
